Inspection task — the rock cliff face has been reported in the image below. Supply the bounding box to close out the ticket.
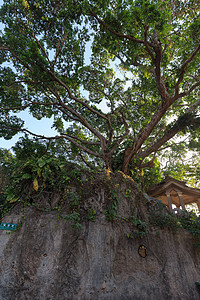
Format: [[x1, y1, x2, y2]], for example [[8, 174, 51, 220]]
[[0, 206, 200, 300], [0, 173, 200, 300]]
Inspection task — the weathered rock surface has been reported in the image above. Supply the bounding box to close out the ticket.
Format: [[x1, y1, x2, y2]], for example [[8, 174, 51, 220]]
[[0, 204, 200, 300]]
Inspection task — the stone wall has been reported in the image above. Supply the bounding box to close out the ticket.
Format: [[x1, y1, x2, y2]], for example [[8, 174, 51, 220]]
[[0, 203, 199, 300]]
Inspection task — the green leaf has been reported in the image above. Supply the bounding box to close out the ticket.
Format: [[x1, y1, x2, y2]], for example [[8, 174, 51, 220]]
[[22, 173, 32, 179], [38, 158, 47, 168], [6, 193, 19, 204]]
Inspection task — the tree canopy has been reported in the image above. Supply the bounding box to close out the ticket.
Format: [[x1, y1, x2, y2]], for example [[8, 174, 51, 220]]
[[0, 0, 200, 177]]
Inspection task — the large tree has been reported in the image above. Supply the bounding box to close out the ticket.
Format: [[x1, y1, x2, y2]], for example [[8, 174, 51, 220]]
[[0, 0, 200, 174]]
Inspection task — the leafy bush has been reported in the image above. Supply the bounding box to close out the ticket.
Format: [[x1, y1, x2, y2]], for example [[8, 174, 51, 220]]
[[149, 212, 179, 230], [0, 138, 87, 210], [178, 211, 200, 246]]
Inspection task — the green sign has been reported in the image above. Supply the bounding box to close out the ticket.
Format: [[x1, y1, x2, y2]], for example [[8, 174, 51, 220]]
[[0, 223, 17, 231]]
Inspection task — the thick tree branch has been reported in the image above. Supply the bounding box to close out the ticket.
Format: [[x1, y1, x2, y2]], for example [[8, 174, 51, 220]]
[[151, 32, 170, 102], [174, 80, 200, 101], [122, 101, 170, 172], [140, 153, 157, 168], [0, 46, 33, 72], [17, 17, 53, 68], [158, 136, 189, 152], [0, 125, 102, 158], [174, 42, 200, 96], [140, 124, 180, 160], [113, 51, 154, 73], [53, 31, 68, 68], [47, 86, 108, 150], [31, 31, 53, 68], [90, 10, 146, 45], [108, 113, 130, 155], [140, 98, 200, 159], [143, 24, 155, 62], [143, 125, 166, 150], [78, 151, 96, 170], [67, 135, 100, 146], [48, 70, 108, 121]]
